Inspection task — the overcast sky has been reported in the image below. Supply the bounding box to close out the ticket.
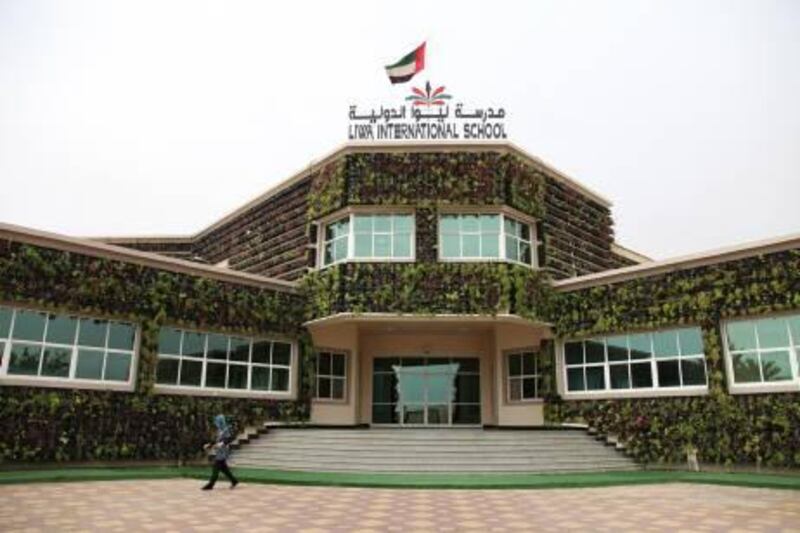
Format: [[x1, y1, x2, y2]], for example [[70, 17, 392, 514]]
[[1, 0, 798, 259]]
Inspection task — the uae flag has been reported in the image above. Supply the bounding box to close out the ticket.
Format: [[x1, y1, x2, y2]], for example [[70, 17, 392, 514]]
[[385, 42, 426, 84]]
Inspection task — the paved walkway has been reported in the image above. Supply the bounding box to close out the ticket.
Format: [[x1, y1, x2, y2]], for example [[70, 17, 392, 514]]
[[0, 479, 798, 532]]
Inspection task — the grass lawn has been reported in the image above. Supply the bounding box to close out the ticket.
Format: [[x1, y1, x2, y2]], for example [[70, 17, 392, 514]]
[[0, 467, 797, 490]]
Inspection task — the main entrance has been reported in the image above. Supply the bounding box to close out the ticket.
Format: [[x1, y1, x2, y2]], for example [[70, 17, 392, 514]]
[[371, 356, 481, 426]]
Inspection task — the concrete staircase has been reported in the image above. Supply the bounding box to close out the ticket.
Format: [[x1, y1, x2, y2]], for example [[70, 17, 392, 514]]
[[230, 428, 640, 473]]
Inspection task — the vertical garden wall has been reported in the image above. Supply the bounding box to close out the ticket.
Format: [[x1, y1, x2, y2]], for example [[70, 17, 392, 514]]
[[302, 151, 559, 321], [0, 239, 311, 462], [547, 249, 800, 467]]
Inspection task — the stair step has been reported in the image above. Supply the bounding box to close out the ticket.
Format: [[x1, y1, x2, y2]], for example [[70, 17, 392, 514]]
[[230, 428, 639, 474], [232, 461, 639, 474], [234, 448, 623, 458]]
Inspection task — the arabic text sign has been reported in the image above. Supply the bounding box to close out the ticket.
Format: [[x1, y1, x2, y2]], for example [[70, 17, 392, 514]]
[[348, 103, 508, 141]]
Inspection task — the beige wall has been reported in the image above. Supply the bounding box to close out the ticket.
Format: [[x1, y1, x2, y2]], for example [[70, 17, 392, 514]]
[[309, 323, 360, 425], [494, 323, 548, 426], [307, 319, 551, 427]]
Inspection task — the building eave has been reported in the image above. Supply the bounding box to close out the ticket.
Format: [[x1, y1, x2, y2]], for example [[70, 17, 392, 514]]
[[554, 232, 800, 291], [0, 222, 299, 293], [303, 312, 552, 329], [611, 243, 652, 264]]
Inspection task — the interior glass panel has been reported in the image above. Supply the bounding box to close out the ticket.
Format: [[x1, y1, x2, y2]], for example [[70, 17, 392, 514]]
[[732, 353, 761, 383], [78, 318, 107, 348], [40, 347, 71, 378], [46, 315, 78, 345], [755, 318, 789, 349], [107, 323, 135, 351], [158, 328, 182, 355], [726, 322, 757, 352], [272, 342, 291, 366], [77, 349, 106, 380], [760, 350, 793, 382], [13, 311, 47, 342], [104, 352, 132, 382]]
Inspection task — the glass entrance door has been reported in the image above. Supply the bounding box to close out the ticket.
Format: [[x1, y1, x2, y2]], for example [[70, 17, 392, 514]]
[[372, 357, 480, 426]]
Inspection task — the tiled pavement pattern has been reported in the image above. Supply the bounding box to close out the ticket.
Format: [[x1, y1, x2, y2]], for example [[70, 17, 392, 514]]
[[0, 479, 798, 532]]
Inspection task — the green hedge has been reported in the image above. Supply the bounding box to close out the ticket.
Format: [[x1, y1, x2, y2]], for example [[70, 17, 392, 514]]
[[0, 241, 312, 462], [548, 249, 800, 467]]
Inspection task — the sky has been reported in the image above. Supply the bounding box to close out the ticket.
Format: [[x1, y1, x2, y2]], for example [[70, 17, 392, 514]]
[[1, 0, 798, 259]]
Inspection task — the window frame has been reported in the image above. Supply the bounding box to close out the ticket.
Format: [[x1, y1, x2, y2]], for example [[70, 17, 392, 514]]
[[558, 327, 710, 400], [505, 349, 544, 403], [153, 326, 296, 400], [437, 210, 539, 268], [313, 350, 348, 403], [0, 304, 139, 392], [318, 210, 416, 269], [722, 313, 800, 395]]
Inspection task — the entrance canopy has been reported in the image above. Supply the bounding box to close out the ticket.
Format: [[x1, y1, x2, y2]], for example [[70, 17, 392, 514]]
[[305, 313, 552, 427]]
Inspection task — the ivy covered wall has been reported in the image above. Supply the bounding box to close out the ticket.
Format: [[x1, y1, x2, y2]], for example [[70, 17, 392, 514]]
[[547, 249, 800, 467], [0, 240, 312, 462]]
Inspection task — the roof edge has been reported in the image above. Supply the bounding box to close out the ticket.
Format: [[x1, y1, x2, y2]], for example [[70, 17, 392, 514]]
[[90, 235, 194, 245], [611, 243, 652, 264], [304, 312, 551, 328], [554, 232, 800, 291], [0, 222, 299, 293]]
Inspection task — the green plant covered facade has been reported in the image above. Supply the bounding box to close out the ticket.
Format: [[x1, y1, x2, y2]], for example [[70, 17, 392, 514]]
[[546, 249, 800, 467], [1, 144, 798, 470], [0, 240, 311, 462]]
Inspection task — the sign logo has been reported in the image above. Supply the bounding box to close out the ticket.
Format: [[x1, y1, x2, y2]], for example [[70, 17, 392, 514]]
[[348, 80, 507, 141], [406, 81, 451, 106]]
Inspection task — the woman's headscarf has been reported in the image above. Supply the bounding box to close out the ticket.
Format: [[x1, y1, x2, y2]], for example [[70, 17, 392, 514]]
[[214, 414, 228, 432]]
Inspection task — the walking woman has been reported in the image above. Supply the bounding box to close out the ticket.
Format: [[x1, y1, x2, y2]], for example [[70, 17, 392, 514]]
[[202, 414, 239, 490]]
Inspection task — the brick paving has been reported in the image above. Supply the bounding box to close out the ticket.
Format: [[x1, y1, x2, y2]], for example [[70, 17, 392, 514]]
[[0, 479, 798, 532]]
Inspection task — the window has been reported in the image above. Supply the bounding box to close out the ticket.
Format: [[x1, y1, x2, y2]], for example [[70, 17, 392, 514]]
[[0, 305, 136, 387], [724, 315, 800, 391], [563, 327, 707, 396], [321, 213, 414, 267], [155, 327, 293, 394], [438, 213, 536, 266], [507, 351, 542, 401], [504, 218, 533, 264], [323, 217, 350, 266], [314, 351, 347, 400]]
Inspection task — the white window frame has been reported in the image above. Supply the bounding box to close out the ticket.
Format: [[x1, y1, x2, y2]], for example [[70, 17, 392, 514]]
[[722, 314, 800, 395], [318, 211, 416, 269], [506, 349, 543, 403], [0, 305, 138, 392], [313, 350, 348, 402], [321, 216, 351, 267], [153, 326, 296, 399], [558, 327, 709, 400], [437, 211, 539, 268]]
